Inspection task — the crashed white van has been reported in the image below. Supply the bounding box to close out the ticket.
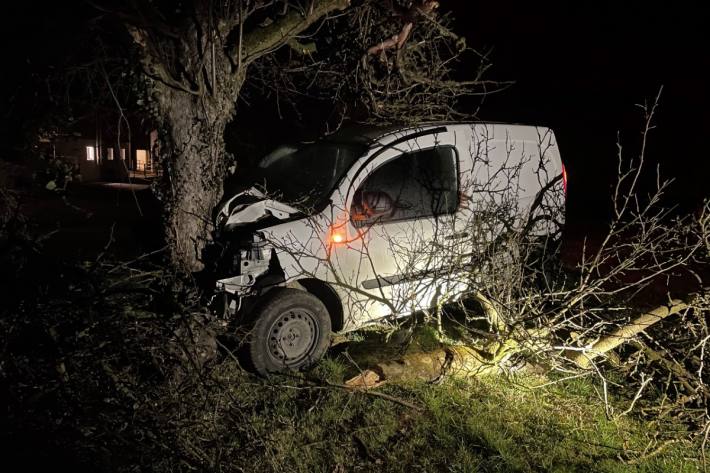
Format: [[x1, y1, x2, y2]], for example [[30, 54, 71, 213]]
[[211, 123, 566, 374]]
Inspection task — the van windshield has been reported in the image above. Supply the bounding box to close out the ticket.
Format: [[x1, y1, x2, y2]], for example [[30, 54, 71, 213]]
[[254, 141, 366, 211]]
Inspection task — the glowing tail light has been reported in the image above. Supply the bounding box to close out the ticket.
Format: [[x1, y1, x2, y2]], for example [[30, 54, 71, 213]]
[[561, 163, 568, 195]]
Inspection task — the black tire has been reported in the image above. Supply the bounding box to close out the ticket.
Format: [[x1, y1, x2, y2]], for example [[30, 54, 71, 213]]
[[241, 288, 331, 376]]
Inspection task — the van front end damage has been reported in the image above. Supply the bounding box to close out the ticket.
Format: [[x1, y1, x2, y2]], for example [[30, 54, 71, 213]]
[[211, 188, 300, 316], [214, 233, 284, 316]]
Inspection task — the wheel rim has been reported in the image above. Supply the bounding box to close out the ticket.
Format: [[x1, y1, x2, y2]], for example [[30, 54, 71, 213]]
[[267, 308, 319, 366]]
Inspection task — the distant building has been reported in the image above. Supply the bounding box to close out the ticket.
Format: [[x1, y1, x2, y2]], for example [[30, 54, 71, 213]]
[[39, 127, 160, 183]]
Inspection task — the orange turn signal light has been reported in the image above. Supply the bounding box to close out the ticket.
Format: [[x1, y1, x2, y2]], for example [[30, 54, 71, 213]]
[[331, 230, 346, 244]]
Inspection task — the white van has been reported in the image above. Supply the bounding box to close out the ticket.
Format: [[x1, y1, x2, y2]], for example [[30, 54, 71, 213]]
[[211, 123, 566, 374]]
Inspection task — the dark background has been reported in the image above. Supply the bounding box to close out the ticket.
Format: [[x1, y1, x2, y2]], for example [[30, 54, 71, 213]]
[[451, 0, 709, 219], [3, 1, 708, 222]]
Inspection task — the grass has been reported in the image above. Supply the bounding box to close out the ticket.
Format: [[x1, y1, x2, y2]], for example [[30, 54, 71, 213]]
[[3, 278, 701, 472], [145, 328, 701, 473]]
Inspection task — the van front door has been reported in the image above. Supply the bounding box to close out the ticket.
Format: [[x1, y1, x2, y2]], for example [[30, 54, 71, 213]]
[[329, 139, 464, 325]]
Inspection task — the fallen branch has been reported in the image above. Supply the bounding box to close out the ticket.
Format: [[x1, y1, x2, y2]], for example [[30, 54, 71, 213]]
[[569, 300, 689, 369], [635, 341, 698, 395], [275, 379, 423, 411], [344, 338, 518, 387], [326, 379, 424, 411]]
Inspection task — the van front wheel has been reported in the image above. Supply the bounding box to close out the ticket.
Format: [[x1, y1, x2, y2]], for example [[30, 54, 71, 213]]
[[242, 288, 331, 376]]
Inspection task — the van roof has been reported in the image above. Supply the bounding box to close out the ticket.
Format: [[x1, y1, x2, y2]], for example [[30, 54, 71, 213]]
[[325, 121, 547, 145], [323, 124, 402, 144]]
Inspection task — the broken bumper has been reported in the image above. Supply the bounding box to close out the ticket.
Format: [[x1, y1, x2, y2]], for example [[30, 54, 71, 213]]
[[215, 237, 272, 297]]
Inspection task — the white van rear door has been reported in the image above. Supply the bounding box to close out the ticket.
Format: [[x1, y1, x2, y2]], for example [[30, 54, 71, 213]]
[[454, 124, 565, 280]]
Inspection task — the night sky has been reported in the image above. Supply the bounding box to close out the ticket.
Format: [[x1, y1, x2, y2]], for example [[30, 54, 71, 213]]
[[3, 1, 708, 220], [451, 1, 709, 218]]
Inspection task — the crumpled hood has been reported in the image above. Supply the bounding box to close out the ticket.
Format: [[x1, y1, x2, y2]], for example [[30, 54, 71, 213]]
[[215, 187, 300, 230]]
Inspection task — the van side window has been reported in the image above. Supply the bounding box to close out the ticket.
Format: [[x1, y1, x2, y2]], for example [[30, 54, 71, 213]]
[[351, 146, 458, 228]]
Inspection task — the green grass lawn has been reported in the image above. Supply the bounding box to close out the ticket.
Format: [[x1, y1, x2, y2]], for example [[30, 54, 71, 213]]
[[151, 340, 700, 473], [4, 284, 702, 472]]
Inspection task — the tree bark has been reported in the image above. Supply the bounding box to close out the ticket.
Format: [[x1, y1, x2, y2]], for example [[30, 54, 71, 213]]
[[125, 0, 351, 270], [156, 82, 242, 270]]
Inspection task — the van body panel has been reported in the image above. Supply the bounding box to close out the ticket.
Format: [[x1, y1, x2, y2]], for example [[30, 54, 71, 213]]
[[214, 122, 565, 332]]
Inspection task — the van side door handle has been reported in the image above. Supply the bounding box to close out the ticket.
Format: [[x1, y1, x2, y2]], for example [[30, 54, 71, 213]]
[[444, 231, 469, 241]]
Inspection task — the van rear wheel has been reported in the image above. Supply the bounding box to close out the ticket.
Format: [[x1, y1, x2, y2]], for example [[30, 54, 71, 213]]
[[241, 288, 331, 376]]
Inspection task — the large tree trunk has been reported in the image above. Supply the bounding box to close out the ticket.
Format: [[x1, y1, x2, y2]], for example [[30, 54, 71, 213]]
[[157, 84, 242, 270], [125, 0, 351, 270]]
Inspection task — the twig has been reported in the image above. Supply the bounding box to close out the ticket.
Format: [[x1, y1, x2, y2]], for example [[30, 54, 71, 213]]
[[106, 246, 168, 273], [702, 418, 710, 473], [626, 439, 682, 465], [94, 222, 116, 265], [274, 378, 424, 412], [619, 373, 652, 417]]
